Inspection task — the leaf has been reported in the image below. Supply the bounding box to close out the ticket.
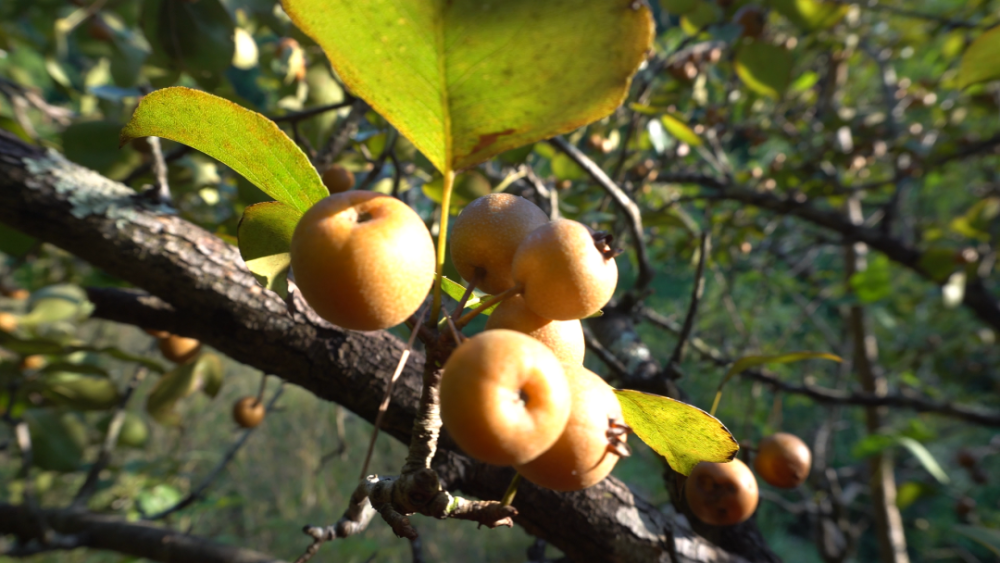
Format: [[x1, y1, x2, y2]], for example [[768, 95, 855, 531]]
[[121, 87, 328, 214], [37, 372, 121, 410], [198, 354, 225, 398], [0, 334, 166, 373], [958, 26, 1000, 89], [849, 254, 892, 303], [62, 120, 134, 176], [895, 436, 949, 484], [735, 42, 793, 99], [918, 246, 961, 283], [614, 388, 738, 476], [0, 223, 37, 258], [137, 483, 183, 516], [436, 274, 489, 312], [660, 114, 702, 147], [23, 409, 87, 472], [770, 0, 849, 31], [284, 0, 653, 173], [711, 351, 841, 415], [954, 525, 1000, 557], [97, 412, 150, 449], [146, 354, 222, 425], [142, 0, 234, 81], [237, 201, 300, 298], [40, 361, 109, 377], [20, 284, 94, 326], [422, 171, 492, 214]]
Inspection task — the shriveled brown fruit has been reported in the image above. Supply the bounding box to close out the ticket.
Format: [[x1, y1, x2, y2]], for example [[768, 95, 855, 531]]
[[233, 396, 266, 428], [753, 432, 811, 489], [485, 295, 585, 364], [515, 365, 626, 491], [450, 193, 548, 295], [512, 219, 618, 321], [321, 164, 355, 193], [289, 191, 435, 331], [685, 458, 759, 526], [159, 334, 202, 364], [439, 329, 570, 466], [0, 312, 18, 333]]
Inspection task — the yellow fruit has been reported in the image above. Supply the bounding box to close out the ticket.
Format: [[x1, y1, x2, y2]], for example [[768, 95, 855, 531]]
[[0, 312, 19, 333], [321, 164, 355, 193], [159, 335, 201, 364], [685, 459, 759, 526], [485, 295, 585, 364], [233, 396, 266, 428], [515, 365, 625, 491], [753, 432, 811, 489], [289, 191, 435, 331], [512, 219, 618, 320], [439, 329, 570, 466], [450, 193, 548, 295]]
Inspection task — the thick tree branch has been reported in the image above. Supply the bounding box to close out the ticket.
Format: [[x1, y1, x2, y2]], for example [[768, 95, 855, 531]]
[[0, 130, 749, 563]]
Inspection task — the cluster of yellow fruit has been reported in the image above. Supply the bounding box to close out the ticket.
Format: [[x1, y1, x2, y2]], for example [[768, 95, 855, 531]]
[[288, 188, 626, 491], [685, 432, 812, 526]]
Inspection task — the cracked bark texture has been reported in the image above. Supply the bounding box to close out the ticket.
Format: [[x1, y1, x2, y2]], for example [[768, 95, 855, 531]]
[[0, 130, 750, 563]]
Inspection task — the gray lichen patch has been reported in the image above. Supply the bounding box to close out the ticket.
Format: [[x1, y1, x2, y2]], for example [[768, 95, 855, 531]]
[[23, 149, 173, 226]]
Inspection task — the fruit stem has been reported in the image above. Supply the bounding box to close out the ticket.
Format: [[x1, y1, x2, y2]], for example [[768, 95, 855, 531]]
[[454, 283, 523, 329], [500, 472, 521, 506], [431, 169, 456, 324], [451, 268, 483, 319]]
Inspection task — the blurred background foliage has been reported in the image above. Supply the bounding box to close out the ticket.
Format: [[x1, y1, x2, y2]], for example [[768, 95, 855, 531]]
[[1, 0, 999, 561]]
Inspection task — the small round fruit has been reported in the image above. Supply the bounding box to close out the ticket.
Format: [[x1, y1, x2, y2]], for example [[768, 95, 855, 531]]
[[233, 396, 266, 428], [686, 458, 759, 526], [512, 219, 618, 321], [20, 355, 46, 371], [0, 312, 18, 333], [289, 191, 435, 331], [754, 432, 812, 489], [321, 164, 355, 193], [485, 295, 585, 364], [450, 193, 548, 295], [159, 335, 201, 364], [144, 328, 171, 339], [515, 365, 625, 491], [439, 329, 570, 466]]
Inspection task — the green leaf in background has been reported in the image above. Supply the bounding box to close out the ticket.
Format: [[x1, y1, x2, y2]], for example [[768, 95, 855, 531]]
[[37, 372, 121, 410], [0, 223, 37, 258], [917, 246, 961, 283], [957, 26, 1000, 89], [711, 351, 841, 414], [658, 0, 698, 15], [20, 284, 94, 327], [40, 361, 109, 377], [735, 42, 793, 99], [62, 120, 136, 176], [849, 254, 892, 303], [137, 483, 183, 516], [435, 274, 497, 315], [0, 334, 166, 373], [770, 0, 849, 31], [146, 353, 223, 425], [950, 197, 999, 242], [852, 434, 949, 485], [237, 201, 300, 298], [97, 412, 150, 449], [422, 171, 492, 214], [142, 0, 234, 82], [660, 114, 702, 147], [614, 388, 738, 476], [24, 409, 87, 472], [954, 525, 1000, 557], [680, 1, 721, 35], [284, 0, 653, 172], [121, 87, 328, 214]]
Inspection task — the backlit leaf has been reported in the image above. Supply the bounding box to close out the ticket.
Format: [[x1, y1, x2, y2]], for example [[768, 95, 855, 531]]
[[24, 409, 87, 472], [958, 26, 1000, 89], [121, 87, 328, 214], [614, 388, 738, 476], [735, 42, 792, 99], [284, 0, 653, 172], [660, 113, 702, 147], [238, 201, 300, 298], [37, 372, 121, 410], [146, 354, 221, 425], [770, 0, 849, 31]]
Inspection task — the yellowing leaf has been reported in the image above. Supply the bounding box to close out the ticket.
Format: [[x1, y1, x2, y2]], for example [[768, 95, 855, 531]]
[[121, 87, 328, 214], [958, 26, 1000, 89], [284, 0, 653, 172], [660, 113, 702, 146], [735, 42, 793, 99], [614, 389, 738, 476]]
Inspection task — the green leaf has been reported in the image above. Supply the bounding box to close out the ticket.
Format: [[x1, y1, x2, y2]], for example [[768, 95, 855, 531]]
[[198, 354, 225, 399], [954, 525, 1000, 557], [436, 274, 489, 313], [0, 223, 37, 258], [917, 246, 960, 283], [849, 254, 892, 303], [770, 0, 849, 31], [146, 354, 222, 425], [24, 409, 87, 472], [950, 197, 1000, 241], [97, 412, 150, 449], [37, 372, 121, 410], [680, 1, 721, 34], [121, 87, 328, 214], [0, 334, 165, 373], [20, 284, 93, 326], [40, 361, 109, 377], [711, 351, 841, 414], [660, 114, 702, 147], [895, 436, 949, 485], [614, 388, 738, 476], [284, 0, 653, 172], [735, 42, 793, 99], [422, 171, 492, 214], [958, 26, 1000, 89], [137, 484, 183, 516], [237, 201, 300, 298], [142, 0, 234, 81]]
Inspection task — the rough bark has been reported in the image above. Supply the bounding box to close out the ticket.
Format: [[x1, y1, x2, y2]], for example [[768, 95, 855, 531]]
[[0, 130, 752, 562]]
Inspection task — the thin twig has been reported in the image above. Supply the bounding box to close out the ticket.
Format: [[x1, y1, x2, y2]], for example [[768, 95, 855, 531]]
[[666, 229, 710, 372], [454, 284, 521, 329]]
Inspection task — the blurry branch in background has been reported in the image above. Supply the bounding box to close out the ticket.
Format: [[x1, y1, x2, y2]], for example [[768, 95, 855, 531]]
[[665, 228, 710, 378]]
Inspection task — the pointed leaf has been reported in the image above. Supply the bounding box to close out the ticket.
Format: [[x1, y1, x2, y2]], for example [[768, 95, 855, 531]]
[[660, 114, 702, 147], [237, 201, 300, 297], [770, 0, 849, 31], [614, 389, 738, 476], [197, 353, 225, 398], [121, 87, 328, 214], [284, 0, 653, 172], [146, 362, 199, 426], [20, 284, 93, 326], [0, 334, 166, 373], [958, 26, 1000, 89], [735, 42, 793, 99], [37, 372, 121, 410], [895, 436, 949, 485], [954, 525, 1000, 557]]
